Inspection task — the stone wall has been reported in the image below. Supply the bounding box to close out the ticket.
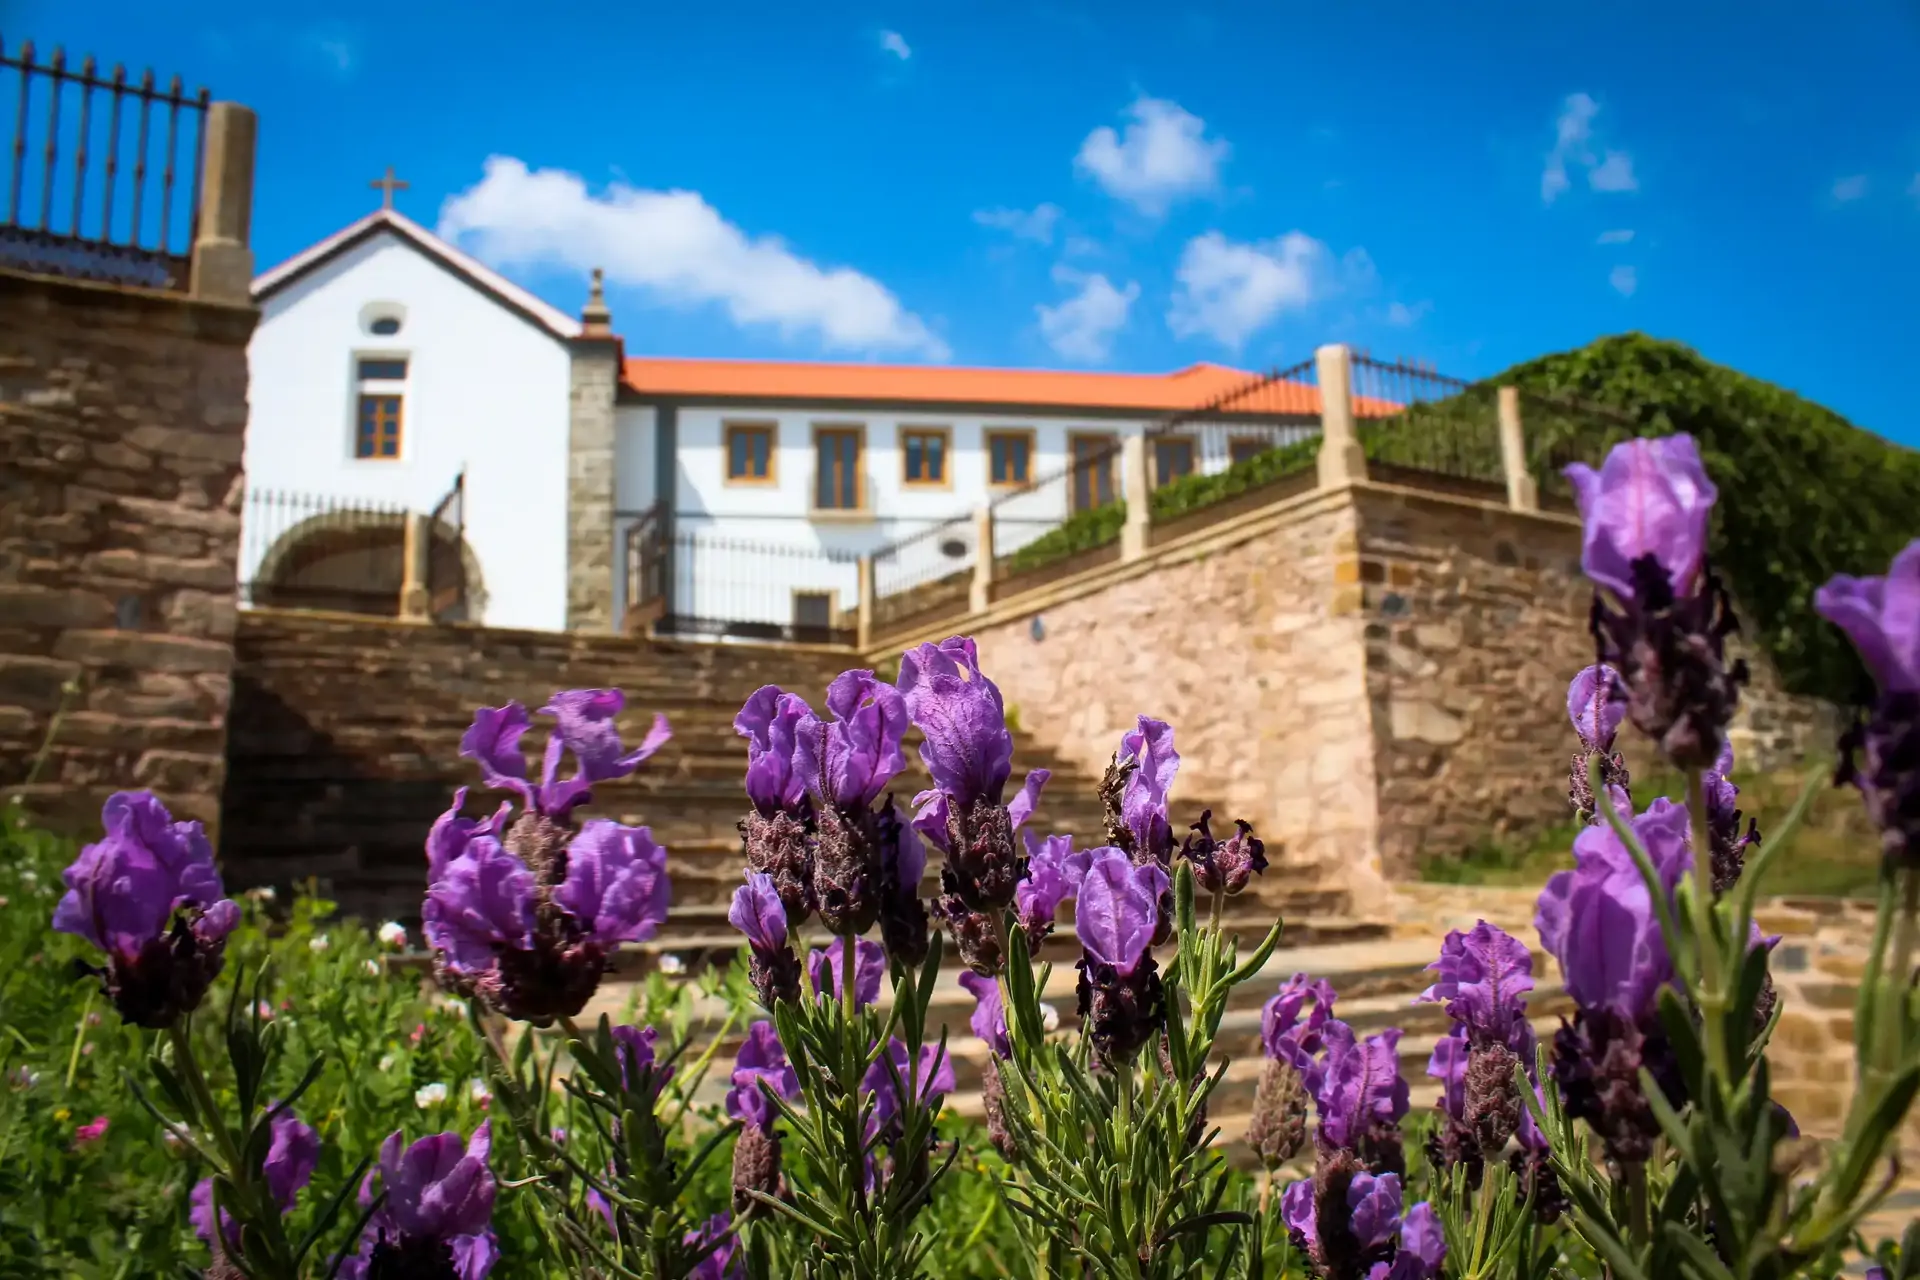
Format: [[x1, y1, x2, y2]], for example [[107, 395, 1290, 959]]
[[0, 268, 256, 833], [221, 608, 852, 919], [965, 488, 1391, 910]]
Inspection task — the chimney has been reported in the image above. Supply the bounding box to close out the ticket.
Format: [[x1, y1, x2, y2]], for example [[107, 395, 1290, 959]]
[[581, 267, 613, 337]]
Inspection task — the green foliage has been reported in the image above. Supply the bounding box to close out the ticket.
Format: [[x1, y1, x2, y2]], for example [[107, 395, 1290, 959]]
[[1495, 332, 1920, 703], [1004, 501, 1127, 574], [1147, 436, 1321, 522]]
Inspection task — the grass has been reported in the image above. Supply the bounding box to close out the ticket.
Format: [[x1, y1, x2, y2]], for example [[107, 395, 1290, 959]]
[[1419, 760, 1883, 899]]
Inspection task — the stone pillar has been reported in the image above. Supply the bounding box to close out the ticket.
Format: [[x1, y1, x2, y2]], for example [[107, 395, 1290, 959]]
[[566, 269, 623, 632], [856, 554, 875, 650], [969, 507, 994, 614], [1120, 432, 1150, 561], [189, 103, 256, 305], [1497, 386, 1538, 513], [1315, 343, 1367, 488], [399, 513, 431, 621]]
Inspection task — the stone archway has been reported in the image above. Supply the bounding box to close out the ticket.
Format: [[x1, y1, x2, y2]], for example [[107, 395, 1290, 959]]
[[253, 510, 408, 616]]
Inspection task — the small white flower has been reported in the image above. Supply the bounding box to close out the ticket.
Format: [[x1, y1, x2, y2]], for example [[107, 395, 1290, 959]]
[[415, 1082, 449, 1109], [469, 1079, 492, 1104], [377, 921, 408, 950], [378, 1052, 399, 1073], [245, 885, 275, 903], [658, 953, 687, 976], [308, 934, 330, 953], [1039, 1002, 1061, 1033], [362, 959, 382, 977], [436, 994, 466, 1016], [20, 870, 36, 887]]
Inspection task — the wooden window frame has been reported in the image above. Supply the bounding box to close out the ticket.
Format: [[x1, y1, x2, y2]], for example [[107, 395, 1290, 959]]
[[724, 422, 778, 486], [1068, 431, 1119, 514], [811, 423, 868, 515], [1227, 435, 1271, 468], [899, 425, 953, 489], [355, 393, 405, 461], [985, 428, 1036, 490], [1153, 436, 1196, 488]]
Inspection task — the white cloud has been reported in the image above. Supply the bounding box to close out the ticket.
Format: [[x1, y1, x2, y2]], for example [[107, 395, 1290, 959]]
[[1075, 96, 1230, 215], [439, 156, 948, 359], [1386, 300, 1432, 327], [1609, 265, 1638, 297], [1062, 234, 1103, 258], [1542, 93, 1636, 203], [1167, 230, 1331, 350], [1596, 228, 1635, 244], [973, 203, 1062, 244], [1036, 266, 1138, 363], [1832, 174, 1869, 202], [880, 29, 911, 60]]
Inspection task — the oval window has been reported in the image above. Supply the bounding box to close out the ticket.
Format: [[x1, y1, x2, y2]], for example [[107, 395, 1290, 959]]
[[369, 316, 402, 336]]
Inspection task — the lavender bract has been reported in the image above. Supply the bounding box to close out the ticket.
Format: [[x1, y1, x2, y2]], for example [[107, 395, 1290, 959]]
[[1419, 922, 1536, 1171], [1247, 975, 1335, 1169], [610, 1023, 675, 1097], [730, 872, 801, 1006], [736, 686, 817, 922], [795, 671, 913, 937], [1566, 664, 1633, 825], [1566, 434, 1745, 770], [727, 1021, 799, 1213], [685, 1212, 743, 1280], [807, 937, 886, 1010], [901, 637, 1050, 928], [1702, 740, 1761, 893], [1013, 830, 1088, 946], [1073, 848, 1169, 1065], [1310, 1019, 1411, 1177], [1281, 1168, 1445, 1280], [1815, 539, 1920, 870], [52, 790, 241, 1028], [339, 1124, 498, 1280], [1098, 716, 1180, 945], [191, 1103, 320, 1259]]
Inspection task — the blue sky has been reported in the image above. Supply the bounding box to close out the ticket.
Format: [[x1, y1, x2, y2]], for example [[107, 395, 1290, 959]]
[[22, 0, 1920, 443]]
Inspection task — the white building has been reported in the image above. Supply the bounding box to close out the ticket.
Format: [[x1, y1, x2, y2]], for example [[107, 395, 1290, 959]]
[[244, 203, 1321, 639]]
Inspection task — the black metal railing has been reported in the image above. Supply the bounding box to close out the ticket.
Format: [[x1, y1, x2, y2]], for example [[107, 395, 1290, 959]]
[[1140, 356, 1323, 536], [651, 528, 861, 646], [623, 504, 670, 635], [240, 488, 412, 617], [870, 517, 978, 633], [1513, 386, 1640, 510], [0, 37, 208, 291], [1349, 354, 1506, 492]]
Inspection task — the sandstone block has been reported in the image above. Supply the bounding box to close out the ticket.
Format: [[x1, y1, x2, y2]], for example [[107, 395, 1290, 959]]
[[52, 629, 235, 675]]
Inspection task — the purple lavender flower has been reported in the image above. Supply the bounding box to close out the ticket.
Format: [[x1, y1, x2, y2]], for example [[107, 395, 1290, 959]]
[[1702, 741, 1761, 893], [735, 686, 817, 923], [1013, 831, 1088, 946], [1179, 810, 1269, 897], [1815, 540, 1920, 870], [52, 791, 240, 1028], [863, 1038, 956, 1135], [794, 671, 913, 936], [191, 1103, 320, 1259], [900, 638, 1050, 914], [1418, 922, 1536, 1171], [1310, 1020, 1411, 1175], [462, 692, 670, 871], [1282, 1169, 1445, 1280], [1419, 922, 1536, 1057], [959, 970, 1011, 1058], [1566, 435, 1745, 770], [609, 1024, 675, 1097], [1117, 716, 1179, 864], [338, 1124, 498, 1280], [1247, 975, 1334, 1169], [1073, 848, 1169, 1065], [422, 816, 669, 1026], [730, 872, 801, 1006], [1566, 665, 1633, 825], [807, 937, 886, 1010], [1535, 795, 1694, 1165], [726, 1021, 800, 1133], [684, 1213, 743, 1280]]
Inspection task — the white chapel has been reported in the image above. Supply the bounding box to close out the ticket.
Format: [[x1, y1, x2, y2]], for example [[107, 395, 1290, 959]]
[[241, 192, 1317, 640]]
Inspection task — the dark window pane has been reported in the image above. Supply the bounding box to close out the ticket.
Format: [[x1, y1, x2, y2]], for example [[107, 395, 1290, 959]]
[[793, 592, 832, 629], [926, 434, 945, 481], [989, 437, 1007, 483], [1155, 439, 1194, 487], [751, 431, 769, 476], [1229, 438, 1266, 466], [358, 358, 409, 381], [1009, 437, 1029, 483], [905, 436, 924, 480]]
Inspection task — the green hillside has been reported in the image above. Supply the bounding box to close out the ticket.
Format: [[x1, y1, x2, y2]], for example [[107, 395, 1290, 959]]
[[1496, 332, 1917, 705]]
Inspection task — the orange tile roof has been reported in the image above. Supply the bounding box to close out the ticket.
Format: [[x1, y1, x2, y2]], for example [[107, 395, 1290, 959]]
[[621, 357, 1401, 416]]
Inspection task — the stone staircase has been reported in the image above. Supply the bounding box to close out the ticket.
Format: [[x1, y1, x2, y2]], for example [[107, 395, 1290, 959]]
[[222, 612, 1331, 928]]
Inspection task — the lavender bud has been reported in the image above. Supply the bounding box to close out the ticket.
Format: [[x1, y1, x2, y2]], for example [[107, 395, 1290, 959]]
[[1463, 1043, 1522, 1157], [740, 810, 816, 925], [731, 1123, 784, 1216], [944, 796, 1022, 912], [1246, 1057, 1310, 1169], [934, 894, 1005, 976], [981, 1057, 1018, 1161], [812, 804, 882, 936], [1179, 811, 1269, 896], [1075, 955, 1163, 1068], [1509, 1147, 1567, 1225], [1550, 1009, 1682, 1167]]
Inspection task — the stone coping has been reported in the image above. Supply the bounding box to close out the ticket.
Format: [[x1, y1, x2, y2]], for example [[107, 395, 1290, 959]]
[[237, 606, 855, 659], [861, 478, 1584, 662]]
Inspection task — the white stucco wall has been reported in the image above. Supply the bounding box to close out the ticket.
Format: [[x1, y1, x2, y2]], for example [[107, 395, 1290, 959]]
[[244, 231, 573, 631]]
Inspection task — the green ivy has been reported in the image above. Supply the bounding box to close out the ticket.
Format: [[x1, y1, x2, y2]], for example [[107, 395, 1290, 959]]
[[1493, 332, 1919, 704], [1148, 436, 1320, 520], [1003, 502, 1127, 574]]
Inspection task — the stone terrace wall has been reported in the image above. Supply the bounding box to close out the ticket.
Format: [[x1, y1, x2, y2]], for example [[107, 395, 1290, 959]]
[[963, 489, 1391, 911], [1353, 484, 1839, 877], [0, 269, 255, 833], [223, 609, 850, 920]]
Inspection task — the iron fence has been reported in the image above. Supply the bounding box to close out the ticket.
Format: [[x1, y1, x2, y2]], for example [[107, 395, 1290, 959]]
[[0, 37, 208, 291], [652, 528, 861, 646], [1511, 386, 1640, 510], [425, 470, 470, 622], [870, 517, 978, 635], [1349, 354, 1505, 492], [1141, 357, 1323, 537], [240, 488, 411, 616]]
